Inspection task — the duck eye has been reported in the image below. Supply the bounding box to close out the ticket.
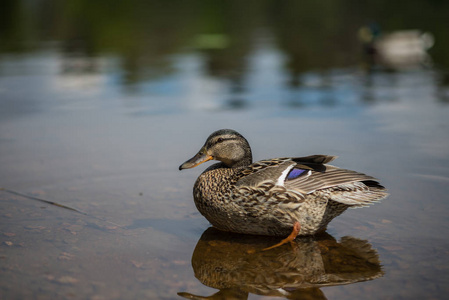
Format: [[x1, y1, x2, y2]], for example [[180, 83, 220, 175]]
[[217, 137, 224, 143]]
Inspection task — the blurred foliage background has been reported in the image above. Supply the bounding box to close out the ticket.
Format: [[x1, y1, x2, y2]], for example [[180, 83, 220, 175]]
[[1, 0, 448, 88]]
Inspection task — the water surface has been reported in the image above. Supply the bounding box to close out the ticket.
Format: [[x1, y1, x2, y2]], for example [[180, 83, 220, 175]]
[[1, 1, 449, 299]]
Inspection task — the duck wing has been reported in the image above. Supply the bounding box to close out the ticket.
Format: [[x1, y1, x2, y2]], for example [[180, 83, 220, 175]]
[[236, 155, 387, 207], [235, 155, 337, 188]]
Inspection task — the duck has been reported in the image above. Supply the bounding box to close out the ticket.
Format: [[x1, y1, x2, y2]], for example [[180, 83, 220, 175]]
[[179, 129, 387, 247], [358, 24, 434, 70]]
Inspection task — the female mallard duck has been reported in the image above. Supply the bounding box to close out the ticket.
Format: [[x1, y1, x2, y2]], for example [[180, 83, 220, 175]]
[[179, 129, 387, 244]]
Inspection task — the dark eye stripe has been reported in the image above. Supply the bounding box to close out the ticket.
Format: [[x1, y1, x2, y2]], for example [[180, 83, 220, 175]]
[[216, 137, 237, 143], [209, 137, 237, 147]]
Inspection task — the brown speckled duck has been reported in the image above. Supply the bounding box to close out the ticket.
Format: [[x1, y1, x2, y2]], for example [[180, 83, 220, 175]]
[[179, 129, 387, 246]]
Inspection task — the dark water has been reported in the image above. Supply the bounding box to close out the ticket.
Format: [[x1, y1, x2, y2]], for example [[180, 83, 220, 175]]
[[1, 1, 449, 299]]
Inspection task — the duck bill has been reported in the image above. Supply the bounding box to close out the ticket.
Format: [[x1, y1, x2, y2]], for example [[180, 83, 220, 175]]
[[179, 151, 213, 170]]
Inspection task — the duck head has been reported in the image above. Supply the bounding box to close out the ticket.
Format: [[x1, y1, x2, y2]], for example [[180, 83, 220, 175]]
[[179, 129, 253, 170]]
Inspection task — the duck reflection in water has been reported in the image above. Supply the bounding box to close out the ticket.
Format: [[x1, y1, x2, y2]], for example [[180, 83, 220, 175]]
[[178, 228, 383, 300]]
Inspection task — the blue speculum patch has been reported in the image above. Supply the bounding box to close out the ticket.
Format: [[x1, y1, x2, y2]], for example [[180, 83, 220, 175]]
[[286, 168, 307, 180]]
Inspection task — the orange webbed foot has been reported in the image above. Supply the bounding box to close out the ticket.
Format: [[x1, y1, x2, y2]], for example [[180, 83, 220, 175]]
[[263, 222, 301, 251]]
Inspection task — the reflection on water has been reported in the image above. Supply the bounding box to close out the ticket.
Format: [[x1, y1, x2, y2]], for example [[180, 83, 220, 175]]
[[179, 228, 383, 299], [1, 0, 449, 117], [2, 0, 449, 87]]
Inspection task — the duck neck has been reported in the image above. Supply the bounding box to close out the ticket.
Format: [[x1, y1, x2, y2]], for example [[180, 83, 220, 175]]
[[230, 148, 252, 168]]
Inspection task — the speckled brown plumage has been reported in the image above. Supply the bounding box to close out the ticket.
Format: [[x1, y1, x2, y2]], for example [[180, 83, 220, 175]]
[[180, 129, 388, 237]]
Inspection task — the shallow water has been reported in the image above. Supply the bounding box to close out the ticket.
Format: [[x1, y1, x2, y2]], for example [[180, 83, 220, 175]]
[[2, 1, 449, 299]]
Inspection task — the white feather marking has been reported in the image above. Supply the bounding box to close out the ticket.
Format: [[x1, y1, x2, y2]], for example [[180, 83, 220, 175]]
[[276, 288, 290, 296], [276, 164, 295, 186]]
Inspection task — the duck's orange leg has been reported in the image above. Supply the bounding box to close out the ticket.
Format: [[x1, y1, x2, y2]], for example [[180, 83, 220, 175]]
[[263, 222, 301, 251]]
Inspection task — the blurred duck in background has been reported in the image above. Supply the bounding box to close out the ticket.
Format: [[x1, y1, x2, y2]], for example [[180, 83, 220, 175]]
[[359, 23, 434, 70]]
